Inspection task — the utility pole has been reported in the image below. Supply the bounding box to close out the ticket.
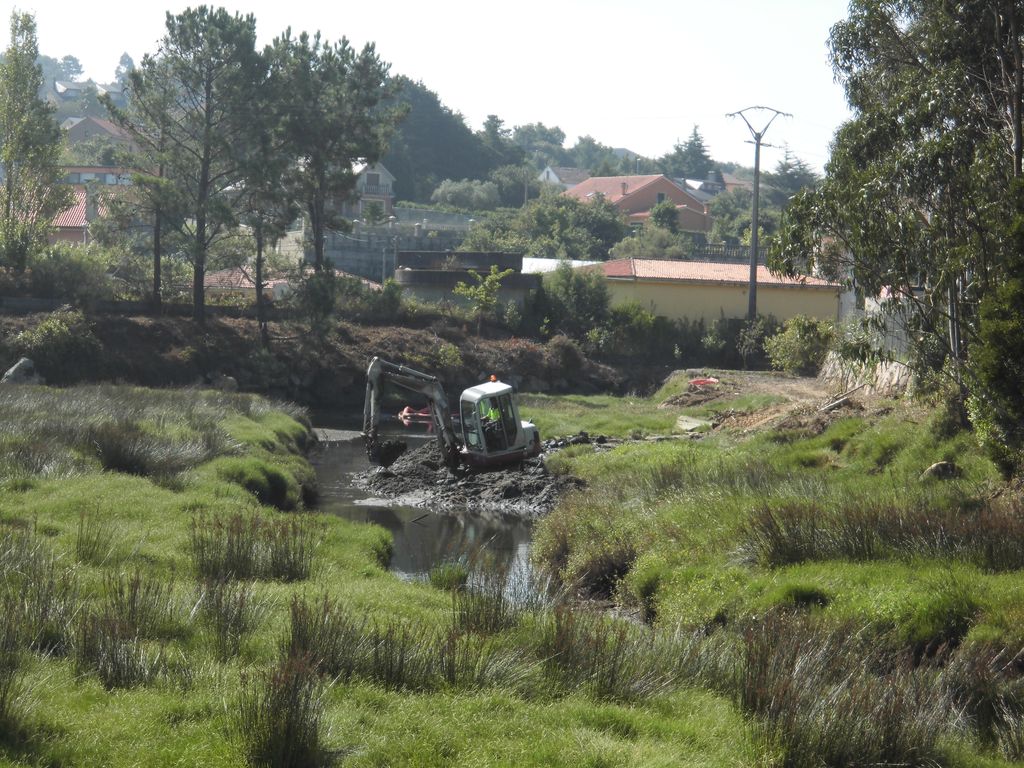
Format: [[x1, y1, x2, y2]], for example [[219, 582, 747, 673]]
[[726, 106, 791, 320]]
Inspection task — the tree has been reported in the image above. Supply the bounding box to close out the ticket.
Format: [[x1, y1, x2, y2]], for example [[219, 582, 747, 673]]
[[275, 30, 402, 272], [513, 122, 567, 169], [59, 55, 83, 79], [543, 259, 611, 338], [477, 115, 524, 168], [115, 8, 262, 321], [454, 265, 514, 335], [380, 78, 495, 202], [430, 178, 500, 210], [104, 54, 187, 309], [0, 12, 72, 271], [660, 125, 713, 180], [237, 42, 300, 348], [774, 0, 1024, 462], [460, 189, 628, 261], [566, 135, 622, 174], [775, 0, 1023, 433], [709, 187, 780, 245], [648, 200, 679, 233], [609, 223, 692, 260], [488, 163, 539, 207], [114, 53, 135, 85], [766, 145, 819, 201]]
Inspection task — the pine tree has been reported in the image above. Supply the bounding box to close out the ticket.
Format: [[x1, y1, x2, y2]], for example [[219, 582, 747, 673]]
[[0, 12, 72, 271]]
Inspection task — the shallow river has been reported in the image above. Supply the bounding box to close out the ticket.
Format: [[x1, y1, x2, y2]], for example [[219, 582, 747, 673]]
[[310, 433, 535, 582]]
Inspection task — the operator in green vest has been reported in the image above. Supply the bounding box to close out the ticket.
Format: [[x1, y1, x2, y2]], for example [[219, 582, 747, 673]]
[[484, 398, 500, 423], [480, 397, 501, 450]]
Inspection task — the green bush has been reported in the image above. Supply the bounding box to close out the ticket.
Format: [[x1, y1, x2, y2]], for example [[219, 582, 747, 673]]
[[544, 334, 585, 371], [971, 247, 1024, 475], [13, 309, 103, 385], [27, 243, 115, 306], [701, 316, 779, 369], [764, 315, 834, 375]]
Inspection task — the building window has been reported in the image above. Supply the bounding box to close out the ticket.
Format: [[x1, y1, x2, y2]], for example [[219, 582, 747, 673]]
[[656, 192, 666, 204]]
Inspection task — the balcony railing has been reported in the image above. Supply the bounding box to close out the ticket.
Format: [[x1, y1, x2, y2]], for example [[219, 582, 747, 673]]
[[361, 183, 391, 197]]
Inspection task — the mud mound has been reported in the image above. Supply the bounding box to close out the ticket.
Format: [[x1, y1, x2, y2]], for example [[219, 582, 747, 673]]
[[659, 389, 722, 409], [356, 442, 584, 518], [772, 400, 865, 437]]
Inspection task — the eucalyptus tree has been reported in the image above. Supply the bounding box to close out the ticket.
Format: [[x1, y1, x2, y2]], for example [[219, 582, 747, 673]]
[[0, 12, 71, 271], [274, 30, 403, 272], [775, 1, 1024, 383]]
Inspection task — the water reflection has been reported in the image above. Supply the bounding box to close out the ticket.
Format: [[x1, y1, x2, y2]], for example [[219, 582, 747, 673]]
[[311, 439, 534, 582]]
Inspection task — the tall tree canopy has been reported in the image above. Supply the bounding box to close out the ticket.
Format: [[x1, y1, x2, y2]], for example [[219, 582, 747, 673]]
[[381, 78, 494, 202], [513, 122, 568, 169], [274, 30, 402, 271], [660, 125, 714, 180], [128, 7, 263, 322], [460, 189, 628, 261], [775, 0, 1024, 468], [0, 12, 71, 271]]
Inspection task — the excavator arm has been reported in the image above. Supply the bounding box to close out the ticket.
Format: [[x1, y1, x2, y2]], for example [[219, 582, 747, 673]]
[[362, 357, 462, 470]]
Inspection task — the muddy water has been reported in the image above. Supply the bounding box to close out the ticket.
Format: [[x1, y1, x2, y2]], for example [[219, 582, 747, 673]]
[[311, 435, 534, 582]]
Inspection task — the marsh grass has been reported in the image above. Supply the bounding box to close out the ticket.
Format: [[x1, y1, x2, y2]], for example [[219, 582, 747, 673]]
[[0, 528, 78, 655], [237, 654, 328, 768], [0, 592, 29, 735], [0, 386, 288, 486], [198, 578, 267, 661], [71, 569, 182, 689], [942, 641, 1024, 745], [738, 615, 950, 767], [451, 566, 524, 635], [285, 595, 529, 694], [17, 545, 79, 655], [536, 607, 675, 701], [428, 560, 469, 592], [104, 569, 181, 640], [189, 513, 318, 582], [74, 611, 169, 689], [741, 496, 1024, 571], [75, 510, 116, 566]]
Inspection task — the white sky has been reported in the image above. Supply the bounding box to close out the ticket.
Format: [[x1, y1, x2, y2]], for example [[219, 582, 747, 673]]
[[10, 0, 853, 172]]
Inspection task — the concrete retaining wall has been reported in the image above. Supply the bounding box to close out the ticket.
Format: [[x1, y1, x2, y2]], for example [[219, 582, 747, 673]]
[[818, 351, 914, 398]]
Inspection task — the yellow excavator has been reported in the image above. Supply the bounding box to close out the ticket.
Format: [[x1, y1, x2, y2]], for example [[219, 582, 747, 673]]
[[361, 356, 541, 471]]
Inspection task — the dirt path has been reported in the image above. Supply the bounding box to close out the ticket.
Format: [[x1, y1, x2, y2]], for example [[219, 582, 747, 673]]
[[701, 370, 860, 435]]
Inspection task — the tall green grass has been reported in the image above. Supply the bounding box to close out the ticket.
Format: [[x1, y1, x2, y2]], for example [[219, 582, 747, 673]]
[[188, 513, 319, 582]]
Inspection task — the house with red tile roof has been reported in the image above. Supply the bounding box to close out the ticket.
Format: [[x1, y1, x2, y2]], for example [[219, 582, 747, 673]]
[[593, 258, 840, 323], [563, 174, 711, 234], [50, 187, 104, 244]]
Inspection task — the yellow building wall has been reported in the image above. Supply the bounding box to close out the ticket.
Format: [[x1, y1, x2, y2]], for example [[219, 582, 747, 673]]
[[608, 280, 839, 323]]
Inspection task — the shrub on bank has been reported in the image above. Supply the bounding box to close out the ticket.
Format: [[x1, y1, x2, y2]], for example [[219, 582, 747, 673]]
[[12, 309, 103, 385], [764, 315, 834, 375]]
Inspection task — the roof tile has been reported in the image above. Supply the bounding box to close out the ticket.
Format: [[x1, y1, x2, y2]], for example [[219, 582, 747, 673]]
[[596, 258, 839, 288]]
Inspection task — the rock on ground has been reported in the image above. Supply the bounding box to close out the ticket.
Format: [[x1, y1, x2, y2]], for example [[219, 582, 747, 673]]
[[1, 358, 42, 385]]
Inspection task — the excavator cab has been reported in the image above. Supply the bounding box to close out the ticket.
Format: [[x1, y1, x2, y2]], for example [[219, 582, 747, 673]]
[[458, 381, 540, 467], [363, 356, 540, 471]]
